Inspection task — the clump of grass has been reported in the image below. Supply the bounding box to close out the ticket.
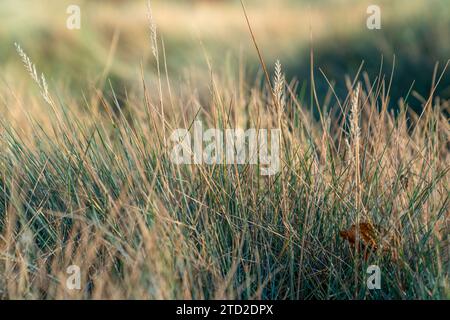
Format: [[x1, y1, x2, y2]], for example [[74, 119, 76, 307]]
[[0, 9, 448, 300]]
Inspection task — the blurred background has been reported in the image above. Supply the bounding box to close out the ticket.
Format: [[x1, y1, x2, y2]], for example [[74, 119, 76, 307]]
[[1, 0, 449, 113]]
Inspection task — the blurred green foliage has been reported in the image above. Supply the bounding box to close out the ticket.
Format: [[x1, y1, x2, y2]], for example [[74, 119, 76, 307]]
[[1, 0, 449, 112]]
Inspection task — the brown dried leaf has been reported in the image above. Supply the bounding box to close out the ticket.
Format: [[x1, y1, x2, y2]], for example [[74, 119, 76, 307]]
[[339, 222, 382, 259]]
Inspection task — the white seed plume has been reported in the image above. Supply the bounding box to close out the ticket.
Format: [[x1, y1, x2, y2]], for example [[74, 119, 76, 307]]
[[15, 42, 52, 105]]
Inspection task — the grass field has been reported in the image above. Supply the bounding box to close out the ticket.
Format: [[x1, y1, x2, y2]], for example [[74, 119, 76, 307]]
[[0, 0, 448, 299]]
